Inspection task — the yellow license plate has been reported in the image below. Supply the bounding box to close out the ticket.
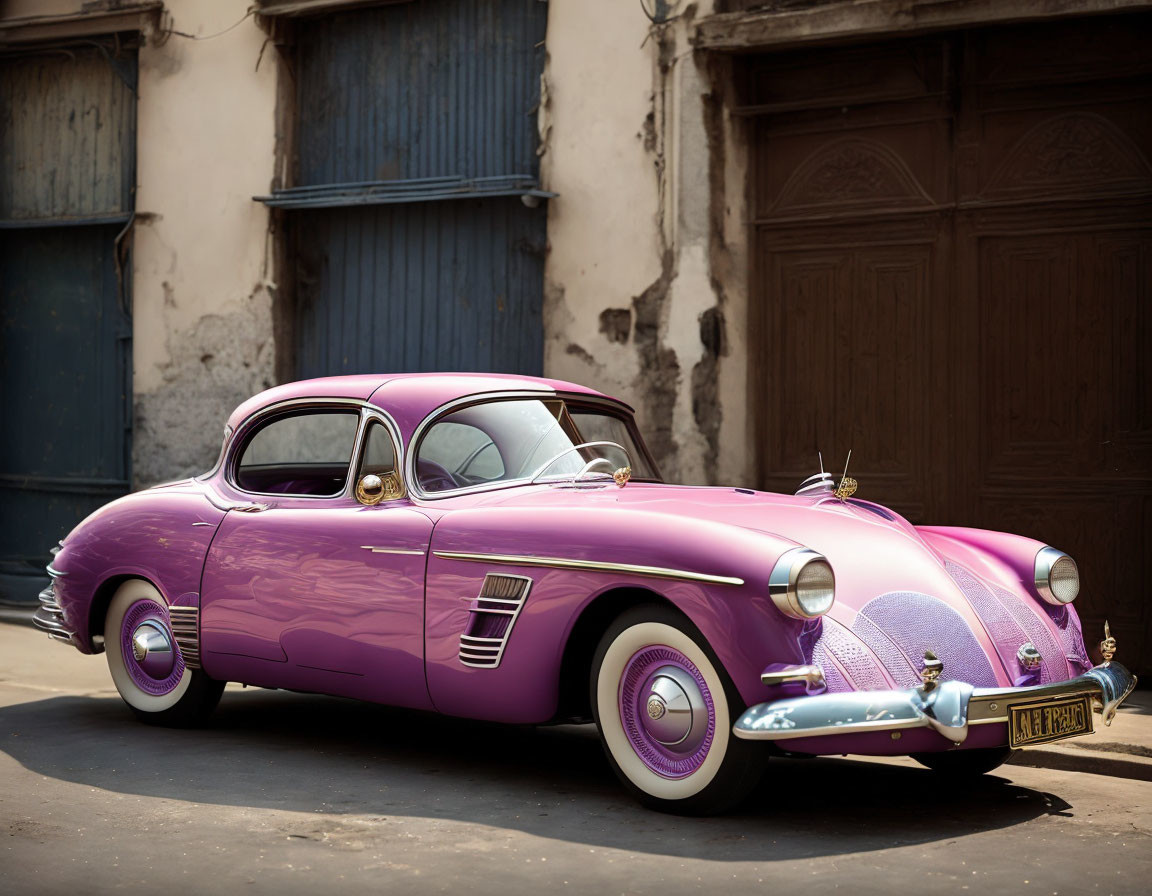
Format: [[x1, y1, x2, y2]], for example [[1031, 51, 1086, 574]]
[[1008, 694, 1093, 748]]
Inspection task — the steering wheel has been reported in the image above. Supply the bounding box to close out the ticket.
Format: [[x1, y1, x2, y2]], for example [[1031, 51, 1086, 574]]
[[417, 459, 463, 493]]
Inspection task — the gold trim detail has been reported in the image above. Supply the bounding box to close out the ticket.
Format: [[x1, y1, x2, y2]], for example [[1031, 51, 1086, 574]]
[[431, 551, 744, 586], [1100, 620, 1116, 663]]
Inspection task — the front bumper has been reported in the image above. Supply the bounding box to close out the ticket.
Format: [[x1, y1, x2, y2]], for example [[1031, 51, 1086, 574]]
[[733, 661, 1136, 747]]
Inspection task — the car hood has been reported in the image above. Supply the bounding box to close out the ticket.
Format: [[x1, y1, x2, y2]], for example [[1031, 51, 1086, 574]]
[[478, 482, 1087, 689]]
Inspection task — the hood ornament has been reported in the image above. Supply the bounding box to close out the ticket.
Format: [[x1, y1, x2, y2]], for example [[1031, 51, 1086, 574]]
[[920, 650, 943, 690], [1100, 620, 1116, 663], [613, 466, 631, 488], [797, 450, 858, 499], [834, 449, 857, 502]]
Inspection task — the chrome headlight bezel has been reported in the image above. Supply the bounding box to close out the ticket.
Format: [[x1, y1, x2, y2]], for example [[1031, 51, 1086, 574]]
[[1034, 546, 1079, 605], [769, 547, 836, 619]]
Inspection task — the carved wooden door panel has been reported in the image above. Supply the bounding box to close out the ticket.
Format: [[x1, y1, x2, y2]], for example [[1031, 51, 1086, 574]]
[[952, 21, 1152, 667], [747, 16, 1152, 671], [749, 38, 955, 524]]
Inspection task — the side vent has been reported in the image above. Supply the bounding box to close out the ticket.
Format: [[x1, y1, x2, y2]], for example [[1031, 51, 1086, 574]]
[[458, 574, 533, 669], [168, 606, 201, 669]]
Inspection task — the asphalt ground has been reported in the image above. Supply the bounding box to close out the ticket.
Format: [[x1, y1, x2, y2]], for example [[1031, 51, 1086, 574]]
[[2, 620, 1150, 895]]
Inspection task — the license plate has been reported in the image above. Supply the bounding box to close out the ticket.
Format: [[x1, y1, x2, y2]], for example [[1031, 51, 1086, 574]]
[[1008, 694, 1093, 748]]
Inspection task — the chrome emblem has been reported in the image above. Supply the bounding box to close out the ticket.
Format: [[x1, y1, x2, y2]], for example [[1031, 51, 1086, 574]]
[[646, 696, 666, 720], [613, 466, 632, 488], [1017, 642, 1042, 670]]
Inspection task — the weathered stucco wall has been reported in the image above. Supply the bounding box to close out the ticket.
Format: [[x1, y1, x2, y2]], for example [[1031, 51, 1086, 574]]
[[540, 0, 751, 487], [131, 1, 277, 486]]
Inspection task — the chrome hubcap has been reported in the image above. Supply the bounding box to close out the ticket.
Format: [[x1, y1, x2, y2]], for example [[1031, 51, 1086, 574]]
[[639, 664, 708, 753], [130, 622, 175, 679]]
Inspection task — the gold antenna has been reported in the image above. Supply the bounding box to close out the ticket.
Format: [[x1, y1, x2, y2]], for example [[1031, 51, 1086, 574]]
[[834, 450, 857, 501]]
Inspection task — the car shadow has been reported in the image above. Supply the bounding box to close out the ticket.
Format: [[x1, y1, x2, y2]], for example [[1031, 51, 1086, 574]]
[[0, 687, 1071, 860]]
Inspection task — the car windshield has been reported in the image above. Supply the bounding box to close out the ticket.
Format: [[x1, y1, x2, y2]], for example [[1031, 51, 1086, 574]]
[[415, 398, 660, 494]]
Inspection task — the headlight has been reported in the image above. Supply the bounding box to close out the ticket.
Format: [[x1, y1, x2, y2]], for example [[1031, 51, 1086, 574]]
[[769, 547, 835, 619], [1034, 546, 1079, 605]]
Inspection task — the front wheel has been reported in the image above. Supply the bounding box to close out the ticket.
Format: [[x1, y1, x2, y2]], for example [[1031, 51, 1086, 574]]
[[591, 605, 763, 814], [912, 747, 1014, 777], [104, 579, 225, 727]]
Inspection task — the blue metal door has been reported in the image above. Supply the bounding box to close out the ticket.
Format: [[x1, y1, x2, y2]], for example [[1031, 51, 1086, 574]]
[[261, 0, 549, 377], [0, 46, 134, 603]]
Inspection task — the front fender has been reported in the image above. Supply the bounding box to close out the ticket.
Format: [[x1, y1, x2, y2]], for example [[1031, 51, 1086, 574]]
[[423, 505, 808, 722]]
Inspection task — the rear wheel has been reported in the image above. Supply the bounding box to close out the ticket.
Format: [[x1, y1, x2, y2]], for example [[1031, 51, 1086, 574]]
[[591, 605, 763, 814], [104, 579, 224, 727], [912, 747, 1013, 776]]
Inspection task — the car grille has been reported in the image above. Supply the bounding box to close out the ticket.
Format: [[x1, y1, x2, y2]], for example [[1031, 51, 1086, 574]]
[[946, 561, 1074, 683], [851, 591, 1001, 688]]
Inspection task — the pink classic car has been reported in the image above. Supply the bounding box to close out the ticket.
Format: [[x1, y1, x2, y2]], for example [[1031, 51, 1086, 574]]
[[36, 373, 1135, 813]]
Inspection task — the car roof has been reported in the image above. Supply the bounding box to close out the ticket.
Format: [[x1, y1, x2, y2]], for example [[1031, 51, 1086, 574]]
[[226, 372, 630, 439]]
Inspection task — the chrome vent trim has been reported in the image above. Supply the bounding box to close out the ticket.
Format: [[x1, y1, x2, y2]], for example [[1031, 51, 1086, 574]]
[[458, 574, 533, 669], [32, 573, 75, 645], [168, 606, 201, 669]]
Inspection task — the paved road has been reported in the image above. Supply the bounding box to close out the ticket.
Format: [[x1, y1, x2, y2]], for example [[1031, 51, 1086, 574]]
[[2, 621, 1150, 895]]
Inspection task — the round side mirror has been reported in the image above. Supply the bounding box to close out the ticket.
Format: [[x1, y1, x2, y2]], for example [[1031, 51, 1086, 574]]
[[356, 474, 386, 506]]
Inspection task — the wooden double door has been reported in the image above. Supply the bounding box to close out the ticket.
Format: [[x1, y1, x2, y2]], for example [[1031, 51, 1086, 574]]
[[745, 15, 1151, 672]]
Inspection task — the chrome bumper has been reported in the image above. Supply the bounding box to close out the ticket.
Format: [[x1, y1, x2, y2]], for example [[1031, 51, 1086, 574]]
[[733, 662, 1137, 745]]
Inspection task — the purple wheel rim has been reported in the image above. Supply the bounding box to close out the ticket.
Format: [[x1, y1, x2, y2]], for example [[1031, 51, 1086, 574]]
[[619, 645, 715, 778], [120, 598, 185, 696]]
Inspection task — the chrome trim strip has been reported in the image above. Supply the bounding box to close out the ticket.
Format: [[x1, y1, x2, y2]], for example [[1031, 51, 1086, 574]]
[[359, 545, 426, 556], [433, 551, 745, 587], [45, 563, 68, 577], [734, 661, 1136, 743], [761, 664, 826, 689]]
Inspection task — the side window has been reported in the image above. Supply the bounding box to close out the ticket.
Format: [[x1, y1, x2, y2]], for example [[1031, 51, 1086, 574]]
[[235, 411, 359, 496], [356, 421, 404, 500]]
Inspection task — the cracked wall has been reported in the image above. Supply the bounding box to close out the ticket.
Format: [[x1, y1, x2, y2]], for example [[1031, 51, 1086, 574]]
[[541, 1, 750, 485], [130, 0, 278, 486]]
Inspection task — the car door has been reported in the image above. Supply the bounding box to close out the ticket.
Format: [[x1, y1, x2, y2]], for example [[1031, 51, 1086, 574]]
[[199, 404, 434, 710]]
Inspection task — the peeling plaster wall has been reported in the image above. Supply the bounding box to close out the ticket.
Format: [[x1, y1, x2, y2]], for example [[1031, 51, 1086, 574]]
[[540, 1, 751, 486], [131, 1, 277, 486]]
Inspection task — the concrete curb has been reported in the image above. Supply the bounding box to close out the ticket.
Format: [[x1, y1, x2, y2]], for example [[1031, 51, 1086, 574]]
[[1009, 742, 1152, 782]]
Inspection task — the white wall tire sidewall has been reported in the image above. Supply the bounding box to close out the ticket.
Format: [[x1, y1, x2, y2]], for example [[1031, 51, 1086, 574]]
[[106, 580, 191, 713], [596, 621, 731, 802]]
